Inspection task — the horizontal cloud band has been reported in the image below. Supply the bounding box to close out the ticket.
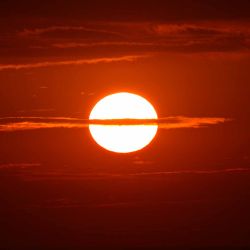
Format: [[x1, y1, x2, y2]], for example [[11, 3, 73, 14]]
[[0, 116, 230, 132], [0, 55, 147, 71]]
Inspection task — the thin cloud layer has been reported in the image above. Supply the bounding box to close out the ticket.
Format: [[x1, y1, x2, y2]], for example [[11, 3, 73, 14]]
[[0, 163, 41, 169], [0, 55, 146, 71], [11, 22, 250, 53], [0, 116, 229, 132], [19, 25, 124, 37], [0, 20, 250, 67], [13, 167, 250, 182]]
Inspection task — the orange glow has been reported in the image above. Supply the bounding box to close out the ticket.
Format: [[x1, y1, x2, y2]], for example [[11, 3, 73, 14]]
[[89, 92, 158, 153]]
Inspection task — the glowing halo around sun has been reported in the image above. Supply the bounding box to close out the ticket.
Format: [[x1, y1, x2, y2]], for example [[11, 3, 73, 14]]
[[89, 92, 158, 153]]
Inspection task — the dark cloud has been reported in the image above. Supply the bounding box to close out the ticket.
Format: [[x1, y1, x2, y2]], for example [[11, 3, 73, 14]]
[[0, 21, 250, 64], [0, 116, 229, 132], [2, 2, 250, 64]]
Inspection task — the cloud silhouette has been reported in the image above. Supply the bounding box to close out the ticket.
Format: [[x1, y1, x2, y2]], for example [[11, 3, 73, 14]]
[[1, 21, 249, 69], [0, 116, 230, 132], [15, 21, 250, 54]]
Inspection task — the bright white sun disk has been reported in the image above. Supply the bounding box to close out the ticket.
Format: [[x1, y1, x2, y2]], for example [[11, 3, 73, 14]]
[[89, 92, 158, 153]]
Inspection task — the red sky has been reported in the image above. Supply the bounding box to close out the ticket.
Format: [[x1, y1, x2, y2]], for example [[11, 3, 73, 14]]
[[0, 1, 250, 249]]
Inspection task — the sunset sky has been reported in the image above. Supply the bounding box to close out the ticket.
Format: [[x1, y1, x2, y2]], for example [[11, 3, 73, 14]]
[[0, 1, 250, 249]]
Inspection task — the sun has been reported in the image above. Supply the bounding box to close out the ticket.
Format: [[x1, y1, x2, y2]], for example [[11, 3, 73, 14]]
[[89, 92, 158, 153]]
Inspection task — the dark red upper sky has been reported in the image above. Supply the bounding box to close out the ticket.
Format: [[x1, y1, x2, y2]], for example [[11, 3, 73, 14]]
[[0, 1, 250, 249]]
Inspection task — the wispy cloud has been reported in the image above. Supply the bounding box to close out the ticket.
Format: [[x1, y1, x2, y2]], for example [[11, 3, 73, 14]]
[[87, 117, 229, 128], [52, 41, 157, 48], [19, 25, 124, 37], [0, 163, 41, 169], [0, 55, 146, 71], [129, 168, 250, 176], [17, 21, 250, 54], [150, 22, 248, 35], [16, 167, 250, 182], [0, 116, 230, 132], [0, 121, 84, 131], [157, 116, 230, 129], [1, 21, 249, 66]]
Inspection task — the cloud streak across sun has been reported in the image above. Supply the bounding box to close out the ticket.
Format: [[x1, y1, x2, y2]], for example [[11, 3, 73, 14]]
[[0, 116, 230, 132]]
